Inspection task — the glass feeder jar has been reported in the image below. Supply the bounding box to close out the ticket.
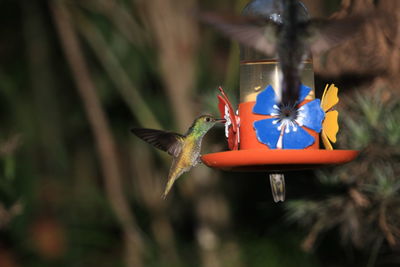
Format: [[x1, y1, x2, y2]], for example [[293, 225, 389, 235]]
[[238, 0, 318, 150]]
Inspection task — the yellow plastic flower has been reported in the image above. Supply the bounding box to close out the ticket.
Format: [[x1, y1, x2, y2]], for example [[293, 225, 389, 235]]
[[320, 84, 339, 150]]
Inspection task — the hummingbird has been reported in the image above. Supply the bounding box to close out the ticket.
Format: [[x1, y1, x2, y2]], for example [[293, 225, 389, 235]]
[[200, 0, 376, 108], [131, 115, 224, 198]]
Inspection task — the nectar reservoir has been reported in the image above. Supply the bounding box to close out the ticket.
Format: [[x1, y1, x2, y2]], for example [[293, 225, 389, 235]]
[[239, 0, 318, 150]]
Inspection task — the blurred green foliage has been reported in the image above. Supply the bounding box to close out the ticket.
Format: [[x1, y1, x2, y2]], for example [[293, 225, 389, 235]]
[[286, 92, 400, 266]]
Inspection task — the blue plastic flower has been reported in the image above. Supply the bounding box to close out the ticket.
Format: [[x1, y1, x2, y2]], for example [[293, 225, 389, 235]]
[[253, 85, 325, 149]]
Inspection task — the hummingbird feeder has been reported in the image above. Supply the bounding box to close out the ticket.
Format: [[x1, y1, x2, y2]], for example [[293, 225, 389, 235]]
[[201, 0, 359, 172]]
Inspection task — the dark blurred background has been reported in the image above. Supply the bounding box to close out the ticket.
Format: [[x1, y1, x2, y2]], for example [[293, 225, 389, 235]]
[[1, 0, 400, 266]]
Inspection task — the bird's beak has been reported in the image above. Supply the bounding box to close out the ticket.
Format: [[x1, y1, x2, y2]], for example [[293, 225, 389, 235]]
[[215, 118, 226, 123]]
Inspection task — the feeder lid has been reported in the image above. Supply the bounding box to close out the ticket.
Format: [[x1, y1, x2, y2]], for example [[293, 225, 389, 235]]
[[240, 0, 309, 60], [242, 0, 309, 22], [201, 149, 359, 172]]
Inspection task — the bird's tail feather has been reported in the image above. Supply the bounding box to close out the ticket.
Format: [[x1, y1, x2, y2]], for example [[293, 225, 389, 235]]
[[162, 163, 185, 199], [162, 177, 176, 199]]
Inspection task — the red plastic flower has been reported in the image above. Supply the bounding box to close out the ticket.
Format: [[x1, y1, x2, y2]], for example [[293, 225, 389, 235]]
[[218, 87, 240, 150]]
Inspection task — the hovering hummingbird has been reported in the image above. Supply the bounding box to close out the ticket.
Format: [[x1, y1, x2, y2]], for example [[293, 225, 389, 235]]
[[131, 115, 224, 198], [200, 0, 375, 107]]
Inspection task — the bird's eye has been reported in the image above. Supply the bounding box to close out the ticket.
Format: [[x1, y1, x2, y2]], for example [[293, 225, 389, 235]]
[[205, 117, 211, 122]]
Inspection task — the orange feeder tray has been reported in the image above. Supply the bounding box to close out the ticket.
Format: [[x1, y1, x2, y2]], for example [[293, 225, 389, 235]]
[[201, 149, 359, 172]]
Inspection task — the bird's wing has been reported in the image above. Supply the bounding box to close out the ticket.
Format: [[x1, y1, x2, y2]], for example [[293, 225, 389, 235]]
[[306, 15, 373, 55], [200, 12, 278, 56], [131, 128, 183, 157]]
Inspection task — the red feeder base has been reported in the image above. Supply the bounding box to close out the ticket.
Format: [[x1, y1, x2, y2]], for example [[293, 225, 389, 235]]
[[201, 149, 359, 172]]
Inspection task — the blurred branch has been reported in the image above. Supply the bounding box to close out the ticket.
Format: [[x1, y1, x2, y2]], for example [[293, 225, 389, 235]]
[[79, 0, 149, 46], [141, 0, 198, 130], [314, 0, 400, 91], [379, 202, 396, 246], [22, 0, 68, 173], [223, 0, 247, 92], [349, 188, 370, 207], [300, 0, 326, 17], [224, 43, 239, 92], [0, 201, 23, 229], [301, 223, 321, 252], [50, 2, 145, 267], [74, 10, 161, 129], [367, 237, 383, 267], [0, 135, 22, 157]]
